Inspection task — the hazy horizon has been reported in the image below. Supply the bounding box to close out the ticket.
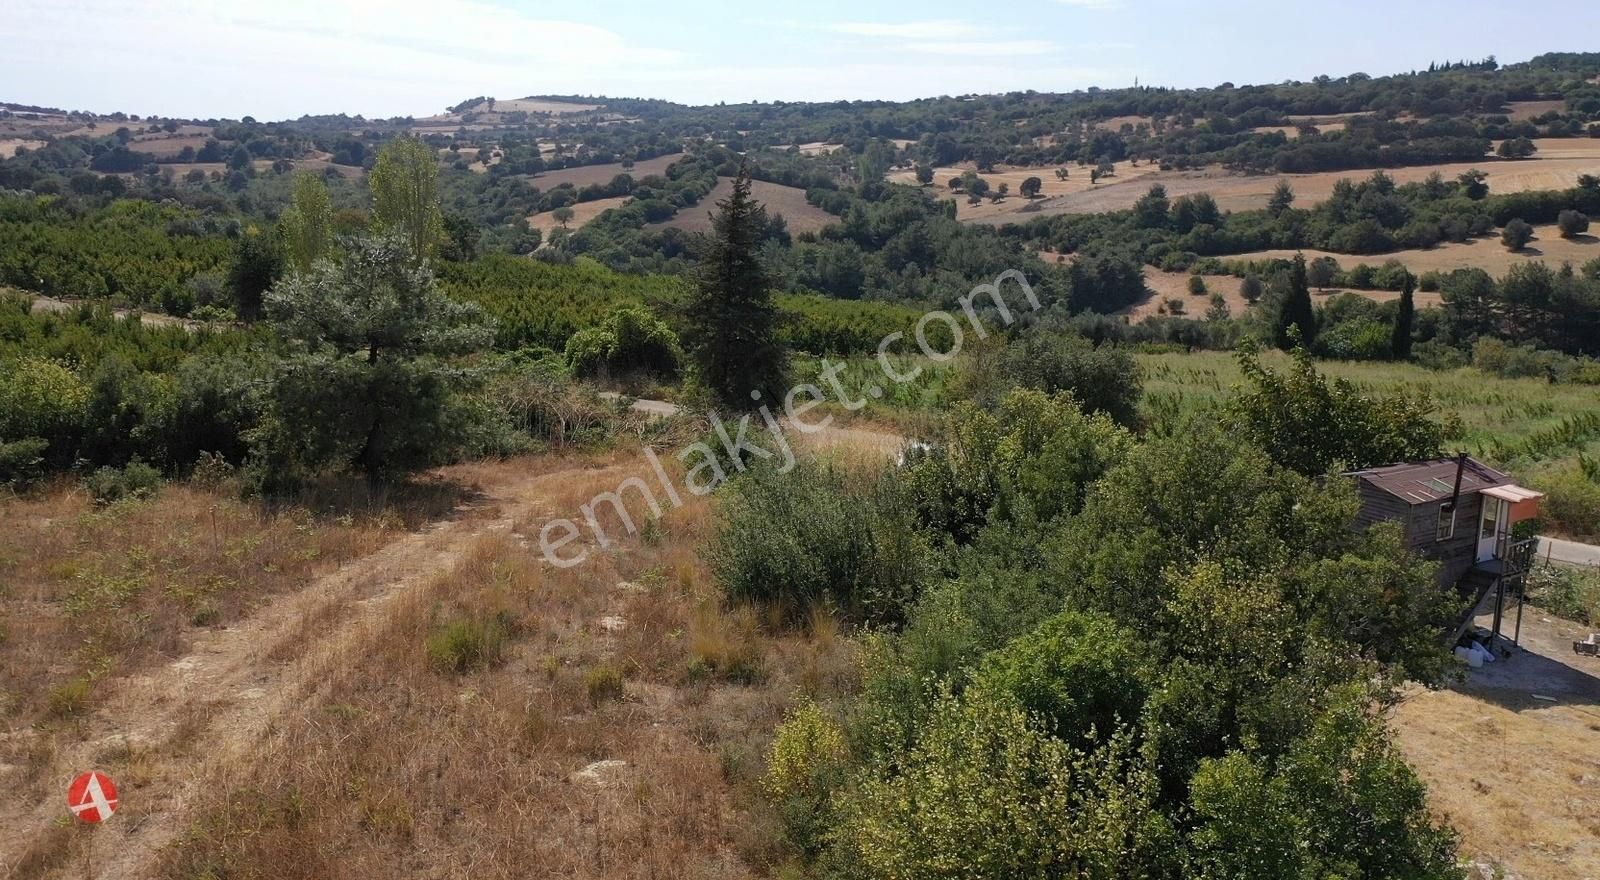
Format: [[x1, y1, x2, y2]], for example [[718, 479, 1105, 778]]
[[6, 0, 1599, 122]]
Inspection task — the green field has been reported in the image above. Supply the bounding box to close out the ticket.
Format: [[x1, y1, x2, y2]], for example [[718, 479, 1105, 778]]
[[1139, 350, 1600, 539]]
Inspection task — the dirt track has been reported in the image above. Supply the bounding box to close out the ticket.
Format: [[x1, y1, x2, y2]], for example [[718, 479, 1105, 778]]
[[0, 461, 633, 878]]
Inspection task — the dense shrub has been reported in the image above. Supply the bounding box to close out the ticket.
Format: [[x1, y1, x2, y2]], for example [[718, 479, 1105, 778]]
[[709, 459, 932, 624], [563, 304, 680, 378]]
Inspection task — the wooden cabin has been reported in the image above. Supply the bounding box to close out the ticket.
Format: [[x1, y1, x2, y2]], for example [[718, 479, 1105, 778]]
[[1349, 456, 1544, 589]]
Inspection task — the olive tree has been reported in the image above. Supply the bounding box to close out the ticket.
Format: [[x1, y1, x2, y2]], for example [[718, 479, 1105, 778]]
[[252, 236, 491, 486]]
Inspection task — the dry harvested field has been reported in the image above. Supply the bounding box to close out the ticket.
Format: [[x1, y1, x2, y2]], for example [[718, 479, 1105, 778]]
[[0, 138, 46, 156], [794, 141, 842, 156], [1251, 121, 1348, 138], [1505, 99, 1567, 121], [527, 195, 631, 232], [0, 426, 901, 878], [123, 133, 211, 158], [1222, 223, 1600, 277], [652, 177, 836, 235], [1000, 138, 1600, 219], [528, 153, 680, 189], [1124, 266, 1444, 320], [1391, 603, 1600, 880], [888, 159, 1159, 221], [1091, 114, 1157, 131], [494, 98, 603, 115]]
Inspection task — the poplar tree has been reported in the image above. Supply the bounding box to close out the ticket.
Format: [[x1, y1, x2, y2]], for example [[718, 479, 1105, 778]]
[[279, 172, 333, 273], [369, 137, 444, 266]]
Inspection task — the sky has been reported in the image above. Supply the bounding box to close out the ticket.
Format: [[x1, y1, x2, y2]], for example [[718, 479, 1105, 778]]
[[5, 0, 1599, 121]]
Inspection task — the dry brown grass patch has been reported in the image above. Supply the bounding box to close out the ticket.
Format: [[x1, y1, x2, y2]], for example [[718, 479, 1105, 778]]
[[0, 482, 397, 727]]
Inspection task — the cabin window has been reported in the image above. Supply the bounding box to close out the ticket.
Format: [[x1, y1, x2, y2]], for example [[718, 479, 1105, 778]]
[[1436, 503, 1456, 541]]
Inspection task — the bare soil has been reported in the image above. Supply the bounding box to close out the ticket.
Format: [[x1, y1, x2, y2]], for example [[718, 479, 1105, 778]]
[[651, 178, 837, 235], [1391, 602, 1600, 880]]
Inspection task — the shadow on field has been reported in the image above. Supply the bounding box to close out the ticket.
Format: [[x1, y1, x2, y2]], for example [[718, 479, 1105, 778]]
[[276, 474, 485, 530]]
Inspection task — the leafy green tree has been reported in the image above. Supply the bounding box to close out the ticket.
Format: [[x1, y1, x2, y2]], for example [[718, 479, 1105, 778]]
[[973, 610, 1150, 745], [253, 236, 491, 486], [226, 144, 252, 171], [1239, 274, 1264, 304], [551, 206, 576, 228], [279, 172, 333, 274], [1558, 209, 1590, 238], [1187, 686, 1459, 880], [914, 163, 934, 186], [1501, 217, 1534, 251], [1187, 274, 1207, 295], [1274, 253, 1317, 351], [227, 229, 283, 320], [1133, 183, 1170, 228], [951, 333, 1142, 427], [1225, 342, 1453, 476], [1306, 255, 1338, 290], [369, 137, 445, 266], [1457, 168, 1489, 199], [1019, 176, 1042, 198], [1496, 136, 1536, 159], [1266, 180, 1295, 216], [832, 687, 1176, 880], [563, 305, 680, 378], [1391, 270, 1415, 359], [681, 165, 788, 408]]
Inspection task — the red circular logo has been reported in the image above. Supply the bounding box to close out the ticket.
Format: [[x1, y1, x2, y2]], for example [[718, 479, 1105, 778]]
[[67, 771, 119, 823]]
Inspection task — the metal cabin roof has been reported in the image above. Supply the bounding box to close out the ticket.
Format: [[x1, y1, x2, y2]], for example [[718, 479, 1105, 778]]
[[1348, 457, 1513, 505]]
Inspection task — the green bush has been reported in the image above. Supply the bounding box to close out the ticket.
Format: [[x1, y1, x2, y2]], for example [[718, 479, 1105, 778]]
[[709, 459, 933, 624], [83, 459, 163, 504], [764, 701, 849, 858], [563, 304, 680, 379], [585, 664, 625, 703], [972, 610, 1150, 745], [1526, 562, 1600, 624], [830, 687, 1176, 879], [425, 611, 516, 673], [0, 436, 48, 489], [951, 332, 1142, 427], [1533, 467, 1600, 542]]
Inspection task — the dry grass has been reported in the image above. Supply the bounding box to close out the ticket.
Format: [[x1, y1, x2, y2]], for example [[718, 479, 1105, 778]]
[[888, 159, 1160, 221], [143, 454, 858, 879], [0, 138, 46, 156], [527, 196, 631, 232], [1008, 138, 1600, 217], [1505, 100, 1567, 121], [528, 154, 681, 190], [1390, 609, 1600, 880], [652, 178, 838, 235], [1219, 223, 1600, 279], [0, 480, 402, 730]]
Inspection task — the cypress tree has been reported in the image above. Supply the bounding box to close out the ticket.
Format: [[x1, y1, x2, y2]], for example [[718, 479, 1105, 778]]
[[1275, 253, 1317, 351], [1391, 271, 1415, 360], [682, 164, 788, 409]]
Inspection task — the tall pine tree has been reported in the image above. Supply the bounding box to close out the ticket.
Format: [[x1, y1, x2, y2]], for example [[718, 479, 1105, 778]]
[[682, 164, 788, 409], [1391, 271, 1415, 360], [1275, 253, 1317, 351]]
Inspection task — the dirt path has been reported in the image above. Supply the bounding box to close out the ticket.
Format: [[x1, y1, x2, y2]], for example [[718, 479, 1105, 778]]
[[0, 461, 630, 879]]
